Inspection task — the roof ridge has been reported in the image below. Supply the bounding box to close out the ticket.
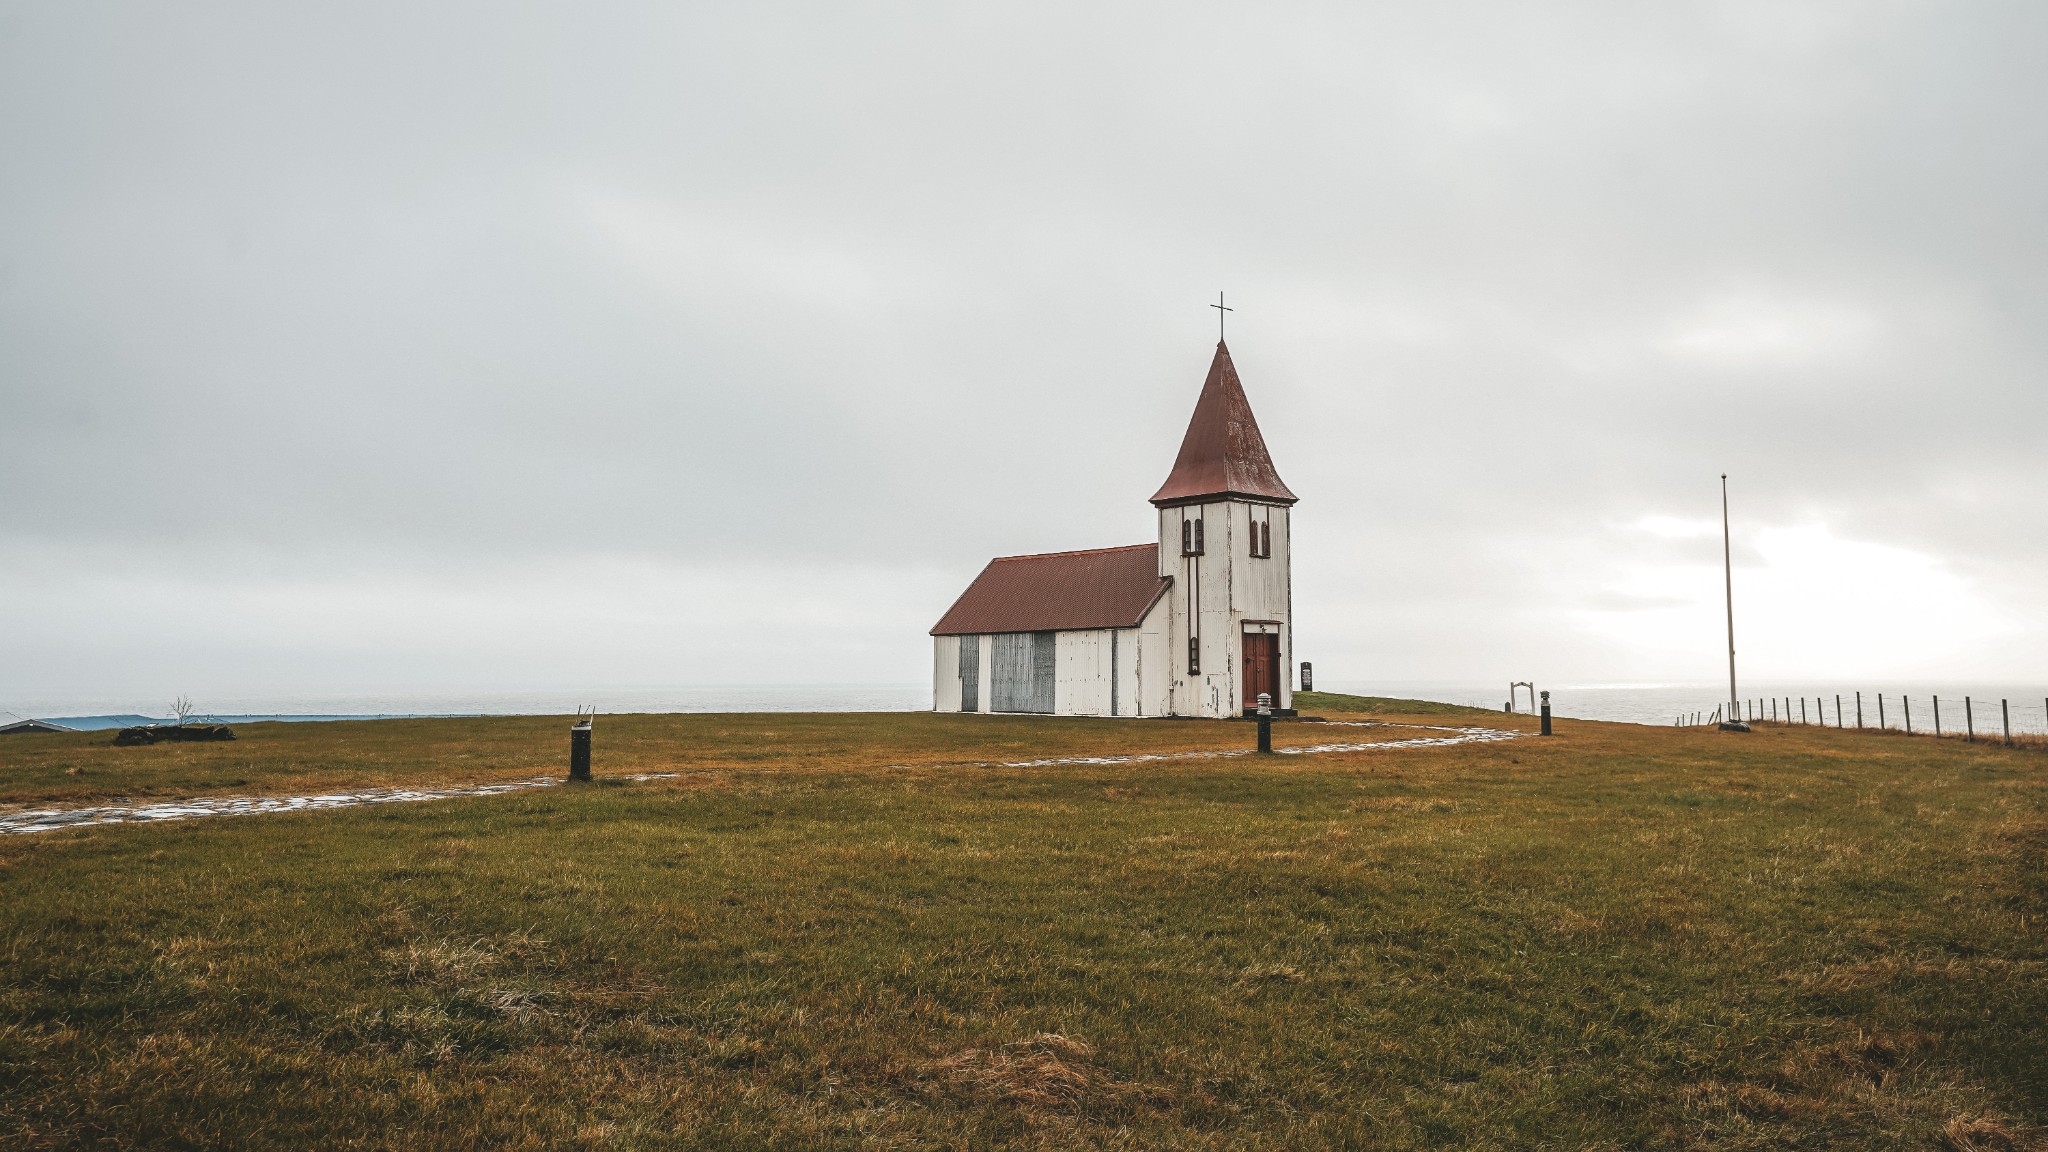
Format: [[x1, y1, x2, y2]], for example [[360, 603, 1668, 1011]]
[[988, 543, 1156, 562]]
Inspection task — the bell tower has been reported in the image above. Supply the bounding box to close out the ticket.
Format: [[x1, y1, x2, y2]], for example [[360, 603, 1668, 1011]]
[[1150, 341, 1298, 718]]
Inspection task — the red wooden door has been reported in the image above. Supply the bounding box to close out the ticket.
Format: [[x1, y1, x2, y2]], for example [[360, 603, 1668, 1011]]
[[1241, 633, 1279, 709]]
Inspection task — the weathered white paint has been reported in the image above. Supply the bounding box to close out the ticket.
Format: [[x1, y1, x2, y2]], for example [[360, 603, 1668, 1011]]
[[932, 633, 1000, 713], [933, 496, 1291, 720], [1134, 596, 1170, 717], [1155, 499, 1293, 718], [1053, 629, 1112, 716], [932, 634, 962, 712]]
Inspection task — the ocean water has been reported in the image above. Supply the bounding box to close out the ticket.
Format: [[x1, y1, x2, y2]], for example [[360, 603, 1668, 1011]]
[[12, 681, 2047, 735], [1324, 680, 2048, 735], [9, 686, 931, 730]]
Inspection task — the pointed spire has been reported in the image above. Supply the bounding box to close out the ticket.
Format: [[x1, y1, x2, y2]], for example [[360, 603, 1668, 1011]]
[[1149, 341, 1297, 507]]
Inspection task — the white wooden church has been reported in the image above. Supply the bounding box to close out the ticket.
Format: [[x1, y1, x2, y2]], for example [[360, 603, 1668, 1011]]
[[930, 340, 1297, 719]]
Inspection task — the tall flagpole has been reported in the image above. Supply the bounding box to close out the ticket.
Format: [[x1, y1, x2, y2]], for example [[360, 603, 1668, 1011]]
[[1721, 473, 1741, 729]]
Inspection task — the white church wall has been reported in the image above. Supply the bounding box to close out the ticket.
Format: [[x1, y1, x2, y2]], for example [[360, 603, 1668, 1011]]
[[1054, 629, 1114, 716], [1200, 500, 1240, 714], [1227, 502, 1293, 710], [932, 635, 962, 712], [1158, 502, 1223, 718], [1135, 597, 1170, 718], [1278, 508, 1294, 710], [1154, 499, 1294, 717], [1227, 505, 1290, 619]]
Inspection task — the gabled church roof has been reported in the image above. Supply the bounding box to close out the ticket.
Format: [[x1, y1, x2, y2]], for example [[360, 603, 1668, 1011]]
[[930, 544, 1170, 636], [1149, 341, 1297, 507]]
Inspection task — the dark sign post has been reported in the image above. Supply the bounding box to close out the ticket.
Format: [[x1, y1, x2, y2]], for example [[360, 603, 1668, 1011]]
[[569, 710, 593, 781], [1256, 692, 1274, 754], [1299, 662, 1313, 692], [1540, 690, 1553, 737]]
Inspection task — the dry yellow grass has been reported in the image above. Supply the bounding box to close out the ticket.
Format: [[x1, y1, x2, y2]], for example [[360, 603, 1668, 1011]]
[[0, 693, 2042, 1149]]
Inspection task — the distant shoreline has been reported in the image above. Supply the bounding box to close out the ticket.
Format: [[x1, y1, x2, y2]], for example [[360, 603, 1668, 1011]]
[[9, 681, 2045, 733]]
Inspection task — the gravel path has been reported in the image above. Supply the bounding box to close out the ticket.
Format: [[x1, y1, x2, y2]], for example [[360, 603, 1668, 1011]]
[[919, 720, 1522, 769]]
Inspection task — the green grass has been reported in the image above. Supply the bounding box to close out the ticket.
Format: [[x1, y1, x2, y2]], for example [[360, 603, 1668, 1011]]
[[1294, 690, 1499, 718], [1, 703, 2044, 1149]]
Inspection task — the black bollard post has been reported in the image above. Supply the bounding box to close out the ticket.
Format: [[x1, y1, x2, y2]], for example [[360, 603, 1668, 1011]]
[[1540, 690, 1553, 736], [1256, 692, 1273, 754], [569, 713, 593, 781]]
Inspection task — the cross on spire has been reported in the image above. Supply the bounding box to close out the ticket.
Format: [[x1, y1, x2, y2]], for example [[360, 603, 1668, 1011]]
[[1210, 292, 1233, 341]]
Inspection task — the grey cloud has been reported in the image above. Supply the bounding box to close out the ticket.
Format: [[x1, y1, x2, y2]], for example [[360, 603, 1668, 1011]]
[[2, 1, 2043, 702]]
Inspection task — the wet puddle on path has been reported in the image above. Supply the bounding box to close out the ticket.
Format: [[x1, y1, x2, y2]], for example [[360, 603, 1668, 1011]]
[[1, 774, 681, 836]]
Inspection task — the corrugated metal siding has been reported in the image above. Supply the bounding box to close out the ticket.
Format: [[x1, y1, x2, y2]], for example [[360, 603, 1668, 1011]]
[[992, 631, 1055, 714], [958, 634, 980, 712], [1030, 632, 1055, 713]]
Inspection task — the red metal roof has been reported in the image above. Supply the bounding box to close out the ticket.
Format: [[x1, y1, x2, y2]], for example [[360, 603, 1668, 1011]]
[[930, 544, 1170, 635], [1150, 341, 1297, 507]]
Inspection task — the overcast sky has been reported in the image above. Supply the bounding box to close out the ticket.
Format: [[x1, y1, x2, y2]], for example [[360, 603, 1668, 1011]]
[[4, 1, 2044, 710]]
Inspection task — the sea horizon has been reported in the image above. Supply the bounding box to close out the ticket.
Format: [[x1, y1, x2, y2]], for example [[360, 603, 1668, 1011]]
[[10, 679, 2047, 734]]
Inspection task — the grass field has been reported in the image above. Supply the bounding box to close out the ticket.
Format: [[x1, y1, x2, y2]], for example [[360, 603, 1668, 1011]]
[[1, 693, 2043, 1149]]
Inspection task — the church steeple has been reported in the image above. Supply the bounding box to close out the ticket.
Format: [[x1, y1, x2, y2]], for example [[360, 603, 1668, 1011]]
[[1149, 341, 1297, 508]]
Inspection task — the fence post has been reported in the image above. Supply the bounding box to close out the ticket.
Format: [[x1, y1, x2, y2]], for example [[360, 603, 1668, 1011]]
[[1934, 696, 1942, 737], [1878, 694, 1885, 730], [1856, 691, 1863, 729], [2003, 699, 2011, 745], [1965, 697, 1974, 743], [1800, 698, 1807, 724], [1836, 694, 1844, 728], [1904, 696, 1912, 734]]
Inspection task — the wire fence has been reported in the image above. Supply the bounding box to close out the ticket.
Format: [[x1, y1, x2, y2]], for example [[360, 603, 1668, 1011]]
[[1676, 693, 2048, 745]]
